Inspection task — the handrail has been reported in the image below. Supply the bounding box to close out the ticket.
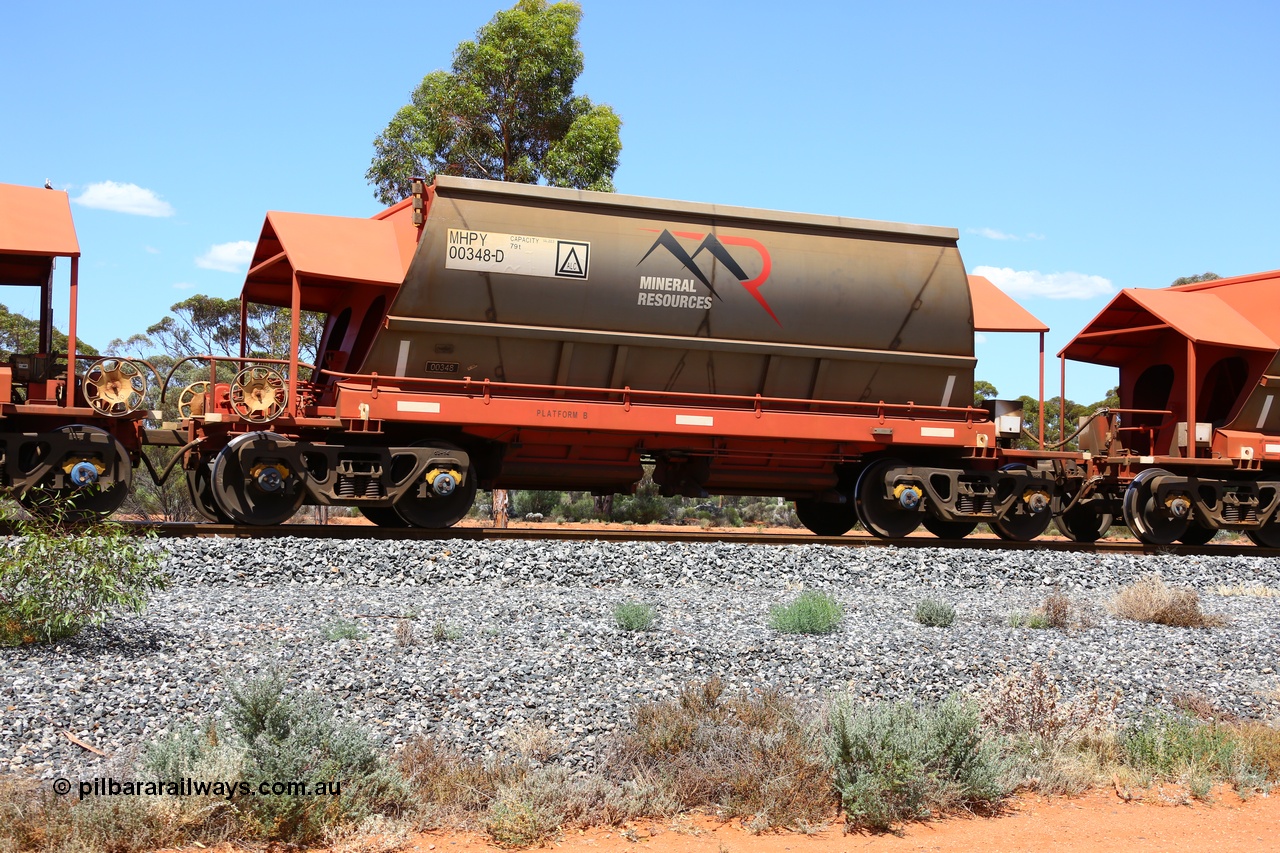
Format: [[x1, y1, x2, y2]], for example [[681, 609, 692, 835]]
[[159, 354, 316, 403], [318, 368, 992, 423]]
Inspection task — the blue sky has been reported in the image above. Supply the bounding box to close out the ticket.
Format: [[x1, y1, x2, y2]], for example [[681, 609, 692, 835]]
[[2, 0, 1277, 403]]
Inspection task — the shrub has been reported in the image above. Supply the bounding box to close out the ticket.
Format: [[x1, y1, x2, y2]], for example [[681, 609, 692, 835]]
[[1120, 713, 1248, 793], [612, 678, 832, 830], [432, 621, 462, 641], [1008, 590, 1083, 631], [322, 619, 366, 641], [0, 498, 167, 645], [768, 590, 844, 634], [914, 599, 956, 628], [512, 490, 561, 517], [827, 696, 1009, 830], [226, 673, 409, 842], [1008, 610, 1050, 629], [1109, 574, 1227, 628], [613, 602, 656, 632]]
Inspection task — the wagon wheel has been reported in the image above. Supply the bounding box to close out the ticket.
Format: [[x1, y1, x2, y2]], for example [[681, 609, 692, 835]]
[[1245, 521, 1280, 548], [394, 442, 477, 528], [19, 425, 133, 521], [210, 432, 304, 525], [1055, 500, 1113, 543], [187, 454, 231, 523], [795, 499, 858, 536], [360, 506, 411, 528], [854, 457, 922, 539], [1177, 521, 1217, 545], [230, 366, 288, 423], [83, 358, 147, 417], [178, 381, 212, 419], [992, 464, 1054, 542], [921, 516, 978, 539], [1121, 468, 1189, 546]]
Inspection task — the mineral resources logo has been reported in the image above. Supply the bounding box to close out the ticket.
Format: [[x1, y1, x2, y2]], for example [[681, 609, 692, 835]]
[[636, 229, 779, 325]]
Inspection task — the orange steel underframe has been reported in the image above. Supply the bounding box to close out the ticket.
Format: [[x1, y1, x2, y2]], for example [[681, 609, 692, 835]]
[[296, 371, 1004, 461]]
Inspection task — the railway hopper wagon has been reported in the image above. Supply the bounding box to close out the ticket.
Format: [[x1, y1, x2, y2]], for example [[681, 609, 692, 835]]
[[0, 183, 148, 518], [1056, 270, 1280, 546], [174, 176, 1058, 537]]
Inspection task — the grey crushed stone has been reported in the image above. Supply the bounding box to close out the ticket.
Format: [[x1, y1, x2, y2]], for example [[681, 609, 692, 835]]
[[2, 537, 1278, 780]]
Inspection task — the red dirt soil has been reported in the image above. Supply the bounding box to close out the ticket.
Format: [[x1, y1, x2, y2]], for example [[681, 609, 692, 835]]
[[379, 788, 1278, 853]]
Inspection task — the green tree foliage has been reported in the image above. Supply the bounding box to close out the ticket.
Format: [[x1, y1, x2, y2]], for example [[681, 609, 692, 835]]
[[366, 0, 622, 204], [0, 303, 98, 361], [112, 295, 322, 366], [973, 380, 999, 407], [1170, 272, 1221, 287], [0, 501, 166, 645]]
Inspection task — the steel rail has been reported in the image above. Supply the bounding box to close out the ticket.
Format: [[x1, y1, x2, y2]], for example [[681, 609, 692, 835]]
[[14, 521, 1275, 558]]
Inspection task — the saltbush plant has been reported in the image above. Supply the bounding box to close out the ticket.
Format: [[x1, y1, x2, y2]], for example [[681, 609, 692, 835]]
[[914, 599, 956, 627], [827, 696, 1008, 830], [321, 619, 366, 641], [613, 602, 656, 632], [0, 498, 167, 645], [768, 590, 844, 634]]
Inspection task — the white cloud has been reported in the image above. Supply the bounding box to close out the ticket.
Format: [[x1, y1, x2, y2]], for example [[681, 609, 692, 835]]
[[196, 240, 255, 273], [968, 228, 1047, 242], [172, 281, 196, 290], [144, 246, 161, 254], [969, 227, 1019, 241], [973, 265, 1115, 300], [974, 332, 988, 344], [73, 181, 174, 217]]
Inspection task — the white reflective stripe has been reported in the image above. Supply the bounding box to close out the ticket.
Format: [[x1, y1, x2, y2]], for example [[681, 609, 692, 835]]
[[395, 340, 410, 377], [1258, 395, 1274, 429], [921, 426, 955, 438], [676, 414, 714, 426], [1140, 455, 1155, 464], [1266, 444, 1280, 454], [940, 374, 956, 408], [396, 401, 441, 413]]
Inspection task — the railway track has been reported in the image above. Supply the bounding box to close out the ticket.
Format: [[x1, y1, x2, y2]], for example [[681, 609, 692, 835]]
[[18, 520, 1276, 559]]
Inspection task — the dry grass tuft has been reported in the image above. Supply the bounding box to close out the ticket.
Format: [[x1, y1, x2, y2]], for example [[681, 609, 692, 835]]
[[1215, 584, 1280, 597], [1169, 692, 1238, 724], [611, 678, 833, 831], [1109, 574, 1228, 628]]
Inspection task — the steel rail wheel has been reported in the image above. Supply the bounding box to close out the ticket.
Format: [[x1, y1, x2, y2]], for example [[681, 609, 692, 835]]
[[187, 456, 231, 523], [921, 515, 979, 539], [854, 457, 922, 539], [1177, 521, 1218, 545], [1246, 521, 1280, 548], [992, 464, 1054, 542], [1055, 501, 1113, 543], [394, 442, 477, 528], [795, 499, 858, 536], [19, 425, 133, 520], [360, 506, 411, 528], [1121, 468, 1190, 546], [210, 432, 304, 526]]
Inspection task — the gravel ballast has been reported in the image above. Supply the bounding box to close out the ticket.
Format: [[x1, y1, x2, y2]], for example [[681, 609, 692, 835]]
[[3, 536, 1279, 780]]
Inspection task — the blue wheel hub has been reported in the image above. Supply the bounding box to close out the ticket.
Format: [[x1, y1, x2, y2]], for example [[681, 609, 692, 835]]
[[69, 461, 99, 488]]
